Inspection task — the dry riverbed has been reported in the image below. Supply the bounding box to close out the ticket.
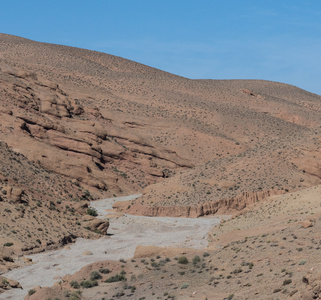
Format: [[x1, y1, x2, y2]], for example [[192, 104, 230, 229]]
[[1, 195, 222, 299]]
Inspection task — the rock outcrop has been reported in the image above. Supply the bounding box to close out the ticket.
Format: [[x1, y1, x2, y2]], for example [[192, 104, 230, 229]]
[[0, 276, 22, 292], [82, 215, 110, 235]]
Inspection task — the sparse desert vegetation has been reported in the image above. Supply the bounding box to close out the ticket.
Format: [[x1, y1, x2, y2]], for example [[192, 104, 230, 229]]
[[0, 33, 321, 299]]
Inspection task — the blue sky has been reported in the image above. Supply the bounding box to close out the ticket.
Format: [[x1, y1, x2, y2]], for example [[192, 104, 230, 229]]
[[1, 1, 321, 95]]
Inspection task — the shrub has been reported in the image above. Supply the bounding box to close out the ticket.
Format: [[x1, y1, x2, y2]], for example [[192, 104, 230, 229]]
[[69, 291, 82, 300], [90, 271, 102, 280], [232, 267, 242, 274], [192, 255, 201, 264], [99, 268, 110, 274], [283, 279, 292, 285], [70, 281, 80, 289], [178, 256, 189, 264], [80, 280, 98, 288], [181, 283, 190, 289], [105, 274, 126, 283], [87, 207, 98, 216], [4, 242, 13, 247], [28, 289, 36, 296], [151, 261, 159, 268]]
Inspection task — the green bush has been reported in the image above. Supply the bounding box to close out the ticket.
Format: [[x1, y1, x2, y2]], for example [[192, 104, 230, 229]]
[[90, 271, 102, 280], [4, 242, 13, 247], [192, 255, 201, 264], [70, 281, 80, 289], [99, 268, 110, 274], [283, 279, 292, 285], [87, 207, 98, 216], [105, 274, 126, 283], [178, 256, 189, 264], [69, 291, 82, 300], [80, 279, 98, 288]]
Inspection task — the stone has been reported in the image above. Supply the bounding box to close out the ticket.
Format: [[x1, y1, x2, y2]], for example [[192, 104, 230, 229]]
[[301, 220, 312, 228]]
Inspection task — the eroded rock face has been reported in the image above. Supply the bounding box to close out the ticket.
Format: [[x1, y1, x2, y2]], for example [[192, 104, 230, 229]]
[[114, 189, 284, 217], [0, 61, 192, 196]]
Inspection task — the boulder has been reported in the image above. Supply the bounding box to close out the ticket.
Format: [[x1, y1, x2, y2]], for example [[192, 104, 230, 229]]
[[0, 276, 22, 290], [6, 186, 23, 203], [301, 220, 313, 228], [86, 219, 109, 235]]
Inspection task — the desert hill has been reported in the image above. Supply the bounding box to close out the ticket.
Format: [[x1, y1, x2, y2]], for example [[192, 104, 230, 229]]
[[1, 33, 321, 219]]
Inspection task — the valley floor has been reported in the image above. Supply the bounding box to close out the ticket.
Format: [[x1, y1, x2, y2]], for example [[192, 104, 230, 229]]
[[0, 195, 221, 299]]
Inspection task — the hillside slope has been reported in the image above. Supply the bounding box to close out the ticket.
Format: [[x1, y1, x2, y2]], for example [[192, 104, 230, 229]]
[[0, 33, 321, 216]]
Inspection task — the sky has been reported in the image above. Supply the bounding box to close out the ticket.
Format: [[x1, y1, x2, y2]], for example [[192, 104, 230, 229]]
[[1, 0, 321, 95]]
